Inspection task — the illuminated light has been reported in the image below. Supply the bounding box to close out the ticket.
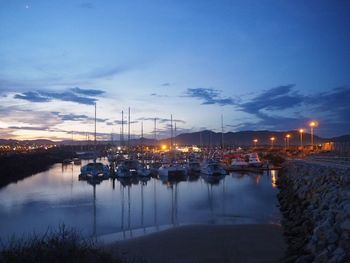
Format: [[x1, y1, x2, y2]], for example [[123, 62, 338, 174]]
[[271, 170, 277, 188], [161, 145, 167, 150], [299, 129, 304, 134], [286, 134, 291, 138]]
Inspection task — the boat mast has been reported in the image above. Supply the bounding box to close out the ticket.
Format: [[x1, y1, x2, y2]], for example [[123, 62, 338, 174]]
[[121, 110, 124, 147], [170, 114, 173, 150], [128, 107, 130, 154], [141, 121, 144, 164], [94, 103, 97, 159], [221, 114, 224, 150], [154, 117, 157, 141], [174, 122, 176, 148]]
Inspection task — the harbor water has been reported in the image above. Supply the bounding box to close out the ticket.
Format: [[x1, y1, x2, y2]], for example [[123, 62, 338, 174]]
[[0, 159, 280, 241]]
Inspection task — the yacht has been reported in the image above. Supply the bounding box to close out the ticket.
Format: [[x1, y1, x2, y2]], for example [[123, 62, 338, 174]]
[[247, 153, 262, 167], [200, 159, 226, 176], [158, 161, 187, 178], [186, 159, 201, 174], [230, 157, 249, 171], [80, 162, 109, 179]]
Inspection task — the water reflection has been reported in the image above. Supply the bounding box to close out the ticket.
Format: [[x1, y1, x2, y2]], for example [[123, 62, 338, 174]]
[[0, 160, 281, 241]]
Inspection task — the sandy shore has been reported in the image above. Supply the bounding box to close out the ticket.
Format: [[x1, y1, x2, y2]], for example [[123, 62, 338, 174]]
[[107, 224, 286, 263]]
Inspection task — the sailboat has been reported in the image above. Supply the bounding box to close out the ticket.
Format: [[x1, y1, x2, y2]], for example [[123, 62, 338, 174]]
[[137, 121, 151, 177], [158, 115, 187, 178], [80, 103, 109, 180]]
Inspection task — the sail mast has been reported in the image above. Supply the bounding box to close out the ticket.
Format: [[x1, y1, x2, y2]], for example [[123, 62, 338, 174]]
[[170, 114, 173, 150], [94, 103, 97, 151], [128, 107, 130, 153]]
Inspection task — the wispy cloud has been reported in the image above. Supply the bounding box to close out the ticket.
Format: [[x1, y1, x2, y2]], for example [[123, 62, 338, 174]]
[[51, 112, 108, 123], [232, 85, 350, 135], [79, 2, 94, 9], [185, 88, 235, 106], [14, 87, 105, 105], [137, 117, 186, 124]]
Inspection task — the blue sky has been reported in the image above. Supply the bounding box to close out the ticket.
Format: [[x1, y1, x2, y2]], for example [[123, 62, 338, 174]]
[[1, 0, 350, 140]]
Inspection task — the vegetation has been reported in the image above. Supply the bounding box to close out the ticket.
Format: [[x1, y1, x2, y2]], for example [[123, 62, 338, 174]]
[[0, 225, 120, 263]]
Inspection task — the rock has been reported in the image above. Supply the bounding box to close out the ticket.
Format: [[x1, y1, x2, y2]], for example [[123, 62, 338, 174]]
[[340, 220, 350, 231], [315, 249, 330, 263]]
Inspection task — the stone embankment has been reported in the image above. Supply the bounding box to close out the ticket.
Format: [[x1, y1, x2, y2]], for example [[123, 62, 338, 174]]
[[277, 160, 350, 263]]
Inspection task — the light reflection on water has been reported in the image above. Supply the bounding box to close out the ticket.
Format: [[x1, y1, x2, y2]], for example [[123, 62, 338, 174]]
[[0, 159, 280, 240]]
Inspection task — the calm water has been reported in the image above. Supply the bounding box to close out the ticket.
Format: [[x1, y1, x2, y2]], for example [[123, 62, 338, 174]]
[[0, 159, 280, 241]]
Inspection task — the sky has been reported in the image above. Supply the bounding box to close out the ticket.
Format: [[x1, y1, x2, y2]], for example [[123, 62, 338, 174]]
[[1, 0, 350, 140]]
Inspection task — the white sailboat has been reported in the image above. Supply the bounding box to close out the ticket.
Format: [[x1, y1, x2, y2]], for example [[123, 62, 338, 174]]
[[158, 115, 187, 178], [80, 103, 109, 180]]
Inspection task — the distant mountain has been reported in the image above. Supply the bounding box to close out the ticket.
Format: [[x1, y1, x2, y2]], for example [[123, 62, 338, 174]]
[[331, 134, 350, 142], [1, 131, 348, 146], [0, 139, 57, 145], [162, 130, 327, 146]]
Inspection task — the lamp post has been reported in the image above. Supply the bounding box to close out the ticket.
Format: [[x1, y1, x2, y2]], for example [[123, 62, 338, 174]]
[[299, 129, 304, 148], [270, 137, 275, 149], [286, 134, 291, 149], [253, 139, 258, 149], [309, 121, 317, 150]]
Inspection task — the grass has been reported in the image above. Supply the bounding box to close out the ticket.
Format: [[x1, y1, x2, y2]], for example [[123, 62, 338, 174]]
[[0, 225, 121, 263]]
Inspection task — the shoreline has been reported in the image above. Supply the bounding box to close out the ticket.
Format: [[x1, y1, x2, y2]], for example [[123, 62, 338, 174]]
[[106, 224, 286, 263]]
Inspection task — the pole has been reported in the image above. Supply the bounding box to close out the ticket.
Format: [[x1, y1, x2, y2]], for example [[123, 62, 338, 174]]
[[128, 107, 130, 153], [170, 114, 173, 150], [174, 122, 176, 147], [311, 126, 314, 150], [94, 103, 97, 153], [221, 114, 224, 150], [300, 132, 303, 147], [121, 110, 124, 147]]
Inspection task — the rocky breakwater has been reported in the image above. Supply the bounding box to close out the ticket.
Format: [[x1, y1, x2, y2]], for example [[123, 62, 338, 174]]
[[277, 160, 350, 263]]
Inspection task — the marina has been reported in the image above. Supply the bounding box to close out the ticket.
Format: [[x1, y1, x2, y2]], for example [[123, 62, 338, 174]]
[[0, 158, 280, 240]]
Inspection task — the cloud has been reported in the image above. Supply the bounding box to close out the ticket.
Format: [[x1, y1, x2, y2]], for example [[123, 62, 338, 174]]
[[14, 87, 105, 105], [8, 126, 49, 131], [150, 93, 168, 97], [161, 83, 171, 86], [231, 85, 350, 136], [14, 91, 51, 102], [239, 84, 302, 113], [85, 66, 129, 79], [185, 88, 235, 106], [70, 87, 105, 96], [51, 112, 108, 123], [137, 117, 186, 124], [79, 2, 94, 9]]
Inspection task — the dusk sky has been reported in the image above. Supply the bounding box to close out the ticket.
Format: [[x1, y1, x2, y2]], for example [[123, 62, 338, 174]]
[[1, 0, 350, 140]]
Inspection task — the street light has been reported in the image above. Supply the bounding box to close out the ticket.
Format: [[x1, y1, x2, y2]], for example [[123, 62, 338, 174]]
[[253, 139, 258, 148], [299, 129, 304, 148], [309, 121, 318, 150], [270, 137, 275, 149], [285, 134, 291, 150]]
